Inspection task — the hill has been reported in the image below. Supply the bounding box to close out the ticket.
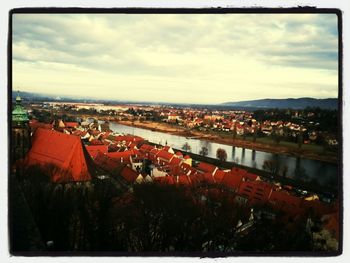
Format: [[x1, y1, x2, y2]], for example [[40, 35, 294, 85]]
[[222, 98, 338, 110]]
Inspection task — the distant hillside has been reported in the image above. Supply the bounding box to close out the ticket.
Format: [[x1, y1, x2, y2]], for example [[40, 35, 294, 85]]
[[222, 98, 338, 110]]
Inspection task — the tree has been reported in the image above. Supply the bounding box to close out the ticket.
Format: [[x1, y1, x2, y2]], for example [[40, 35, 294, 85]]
[[182, 142, 191, 152], [298, 131, 304, 149], [216, 148, 227, 162], [253, 125, 258, 142], [199, 146, 208, 157], [262, 159, 279, 176]]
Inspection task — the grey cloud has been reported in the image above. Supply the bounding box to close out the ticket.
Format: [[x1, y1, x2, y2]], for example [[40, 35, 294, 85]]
[[12, 13, 338, 79]]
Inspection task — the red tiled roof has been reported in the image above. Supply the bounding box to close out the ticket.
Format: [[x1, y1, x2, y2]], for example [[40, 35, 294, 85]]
[[231, 167, 248, 177], [200, 172, 216, 184], [29, 121, 53, 132], [120, 166, 139, 183], [169, 156, 182, 166], [156, 150, 174, 162], [221, 171, 243, 190], [213, 169, 225, 183], [86, 145, 108, 159], [24, 128, 93, 183], [139, 144, 154, 152], [238, 181, 273, 205], [107, 151, 133, 163], [177, 175, 191, 185], [115, 135, 144, 143], [93, 152, 121, 173], [197, 162, 217, 174], [180, 163, 196, 175], [89, 139, 104, 145], [175, 151, 183, 157], [184, 155, 191, 159], [163, 146, 171, 151]]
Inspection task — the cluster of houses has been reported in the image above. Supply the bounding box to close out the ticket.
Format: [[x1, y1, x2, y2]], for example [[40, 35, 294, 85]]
[[36, 102, 338, 146], [9, 91, 336, 250], [22, 118, 338, 238]]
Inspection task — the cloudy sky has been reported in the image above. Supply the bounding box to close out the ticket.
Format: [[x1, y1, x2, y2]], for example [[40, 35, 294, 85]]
[[12, 13, 338, 104]]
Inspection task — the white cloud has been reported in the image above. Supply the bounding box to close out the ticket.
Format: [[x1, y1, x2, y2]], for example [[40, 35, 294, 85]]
[[12, 13, 338, 103]]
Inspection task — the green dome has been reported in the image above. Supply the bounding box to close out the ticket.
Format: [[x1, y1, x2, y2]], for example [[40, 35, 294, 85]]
[[12, 94, 29, 122]]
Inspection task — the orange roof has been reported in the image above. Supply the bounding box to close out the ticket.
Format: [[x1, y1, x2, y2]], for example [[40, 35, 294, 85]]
[[29, 120, 53, 132], [156, 150, 174, 161], [231, 167, 248, 177], [93, 152, 121, 173], [169, 157, 182, 166], [221, 172, 243, 190], [107, 151, 133, 163], [197, 162, 217, 174], [238, 181, 273, 205], [213, 169, 225, 183], [175, 151, 183, 157], [89, 139, 104, 145], [139, 144, 154, 152], [24, 128, 93, 183], [177, 175, 191, 185], [120, 166, 139, 183], [86, 145, 108, 159], [200, 172, 216, 184]]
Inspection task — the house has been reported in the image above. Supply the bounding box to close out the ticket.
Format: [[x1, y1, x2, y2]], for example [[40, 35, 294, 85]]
[[24, 128, 94, 183], [176, 175, 191, 186], [86, 145, 109, 159], [120, 166, 139, 183], [29, 120, 53, 134], [238, 181, 273, 206], [107, 150, 134, 164], [156, 150, 175, 165], [163, 145, 175, 154], [183, 155, 192, 166], [213, 169, 225, 183], [197, 162, 218, 175], [221, 171, 244, 191], [167, 113, 180, 122], [93, 151, 121, 175]]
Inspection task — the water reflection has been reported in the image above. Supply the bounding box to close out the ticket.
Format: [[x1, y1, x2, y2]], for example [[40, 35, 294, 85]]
[[109, 122, 338, 187]]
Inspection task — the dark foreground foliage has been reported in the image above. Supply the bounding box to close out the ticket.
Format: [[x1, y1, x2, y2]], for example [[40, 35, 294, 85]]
[[11, 167, 315, 253]]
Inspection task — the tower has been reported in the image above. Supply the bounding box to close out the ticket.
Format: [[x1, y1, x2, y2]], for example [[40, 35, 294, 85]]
[[11, 92, 31, 163]]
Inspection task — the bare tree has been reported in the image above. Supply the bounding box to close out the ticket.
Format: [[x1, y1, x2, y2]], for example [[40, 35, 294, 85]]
[[182, 142, 192, 152], [199, 146, 208, 157], [216, 148, 227, 162]]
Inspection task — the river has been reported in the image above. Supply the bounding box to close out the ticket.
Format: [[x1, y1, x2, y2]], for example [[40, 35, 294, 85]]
[[106, 122, 338, 188]]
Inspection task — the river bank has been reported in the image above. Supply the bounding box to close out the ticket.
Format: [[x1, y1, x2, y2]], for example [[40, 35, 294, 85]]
[[114, 120, 338, 164]]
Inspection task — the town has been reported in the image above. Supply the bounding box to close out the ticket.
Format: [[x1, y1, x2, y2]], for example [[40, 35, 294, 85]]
[[28, 100, 339, 162], [10, 94, 339, 253]]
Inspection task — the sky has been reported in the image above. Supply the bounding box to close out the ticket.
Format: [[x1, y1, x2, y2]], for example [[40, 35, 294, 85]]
[[12, 13, 338, 104]]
